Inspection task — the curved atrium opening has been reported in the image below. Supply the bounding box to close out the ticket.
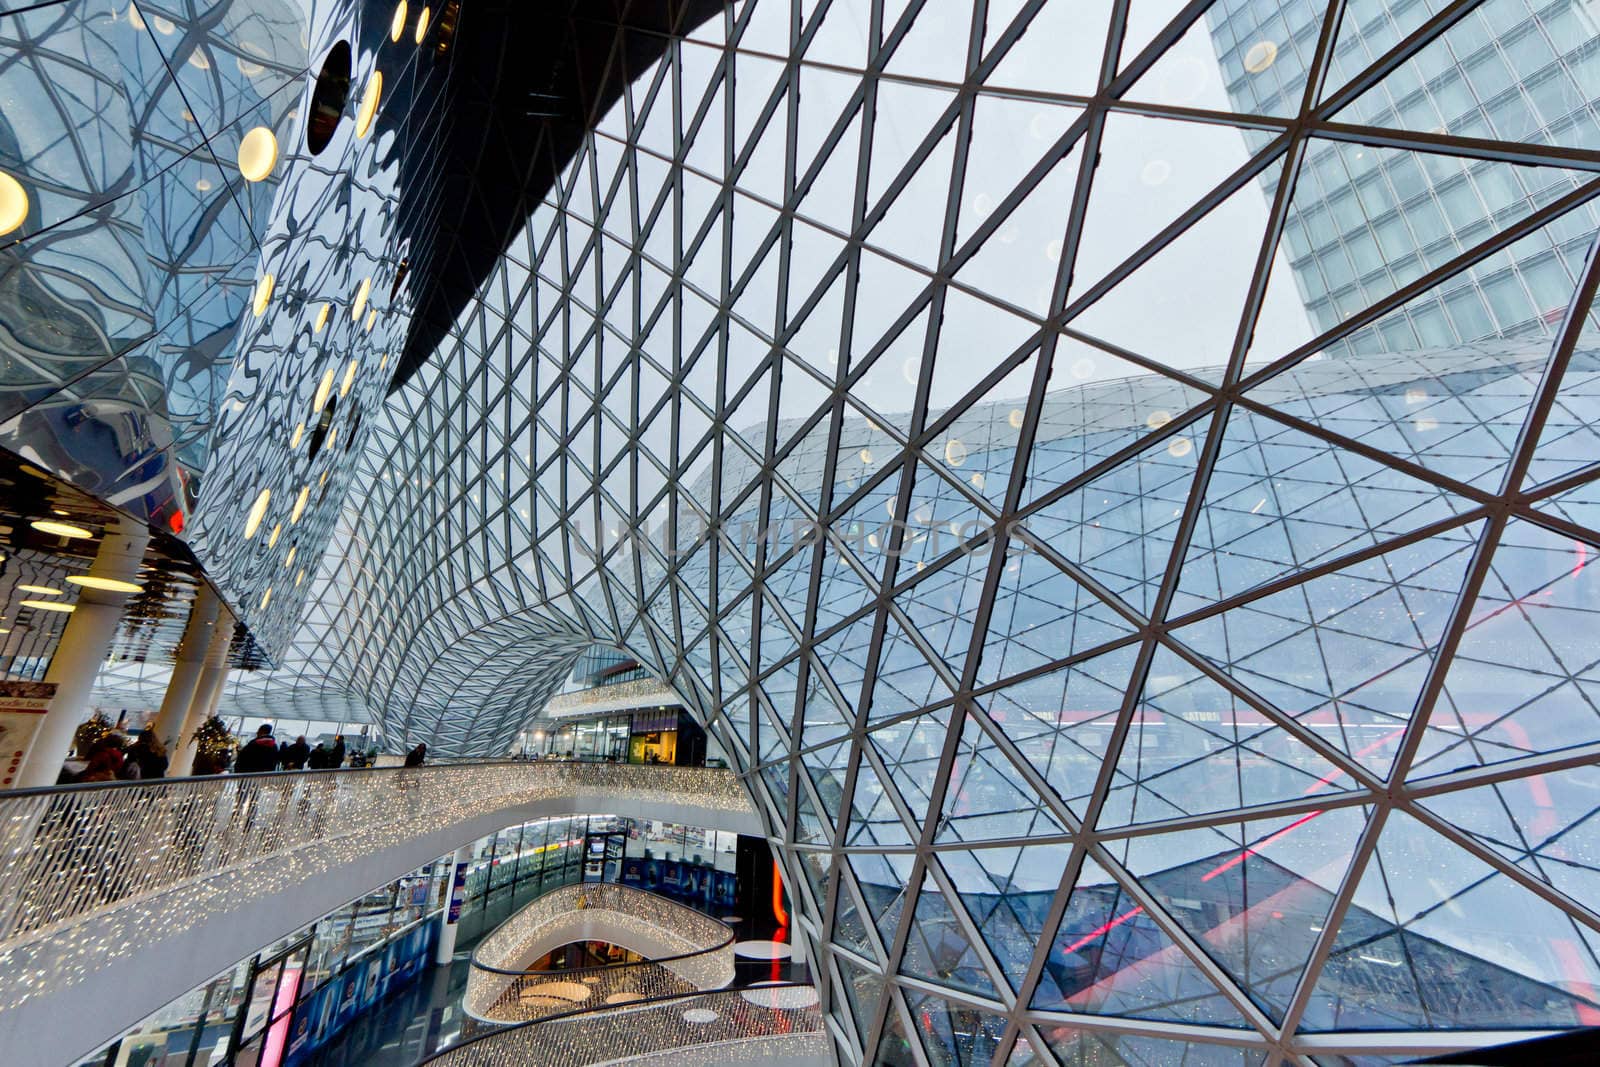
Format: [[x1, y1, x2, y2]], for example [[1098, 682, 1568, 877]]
[[4, 0, 1600, 1065]]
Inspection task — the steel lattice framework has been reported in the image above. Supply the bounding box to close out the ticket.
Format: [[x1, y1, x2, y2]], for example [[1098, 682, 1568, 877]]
[[223, 0, 1600, 1063]]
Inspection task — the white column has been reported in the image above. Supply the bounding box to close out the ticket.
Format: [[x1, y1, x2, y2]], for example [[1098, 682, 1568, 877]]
[[15, 517, 151, 788], [435, 844, 474, 964], [168, 605, 235, 777], [150, 585, 221, 756]]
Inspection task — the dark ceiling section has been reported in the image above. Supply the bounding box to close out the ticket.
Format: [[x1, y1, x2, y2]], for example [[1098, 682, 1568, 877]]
[[390, 0, 729, 392]]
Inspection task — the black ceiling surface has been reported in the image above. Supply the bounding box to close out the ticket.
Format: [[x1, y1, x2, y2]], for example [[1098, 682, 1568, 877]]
[[389, 0, 728, 393]]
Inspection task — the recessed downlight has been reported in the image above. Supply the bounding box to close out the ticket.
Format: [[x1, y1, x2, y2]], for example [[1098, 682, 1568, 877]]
[[415, 6, 431, 43], [351, 277, 371, 321], [390, 1, 408, 42], [243, 488, 271, 539], [291, 422, 305, 449], [19, 600, 74, 614], [252, 272, 274, 317], [67, 575, 143, 593], [238, 126, 278, 182], [31, 520, 93, 538], [259, 586, 272, 610], [314, 302, 331, 333], [341, 358, 358, 397], [291, 485, 310, 524], [313, 367, 336, 413], [355, 70, 383, 139], [268, 522, 283, 548], [0, 170, 29, 237], [16, 584, 62, 596]]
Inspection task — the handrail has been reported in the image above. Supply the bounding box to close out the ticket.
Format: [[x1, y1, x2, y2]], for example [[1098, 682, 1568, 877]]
[[465, 883, 735, 1023], [422, 984, 826, 1066], [0, 763, 754, 1028]]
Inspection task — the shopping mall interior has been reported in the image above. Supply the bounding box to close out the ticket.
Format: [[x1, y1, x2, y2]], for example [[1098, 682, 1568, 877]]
[[4, 0, 1600, 1064]]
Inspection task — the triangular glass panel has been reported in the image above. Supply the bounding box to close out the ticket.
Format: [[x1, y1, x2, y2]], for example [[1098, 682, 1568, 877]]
[[814, 606, 880, 717], [1100, 643, 1353, 828], [1072, 110, 1270, 290], [983, 0, 1114, 97], [867, 706, 954, 826], [976, 535, 1137, 689], [1025, 409, 1215, 616], [938, 843, 1070, 992], [867, 121, 957, 269], [865, 609, 956, 721], [1301, 810, 1600, 1030], [797, 110, 864, 235], [936, 711, 1070, 842], [899, 865, 1001, 998], [866, 79, 958, 208], [1069, 162, 1290, 385], [846, 751, 917, 848], [952, 139, 1086, 321], [882, 1, 975, 85], [979, 643, 1142, 816], [1025, 332, 1212, 495], [1173, 520, 1484, 774], [902, 985, 1009, 1065], [1112, 804, 1372, 1022], [1032, 853, 1252, 1025], [1171, 404, 1476, 616], [955, 94, 1080, 248], [1411, 518, 1600, 778], [893, 542, 993, 679]]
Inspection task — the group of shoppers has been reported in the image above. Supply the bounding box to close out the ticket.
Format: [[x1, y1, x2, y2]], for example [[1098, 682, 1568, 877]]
[[60, 729, 170, 784], [233, 725, 361, 772]]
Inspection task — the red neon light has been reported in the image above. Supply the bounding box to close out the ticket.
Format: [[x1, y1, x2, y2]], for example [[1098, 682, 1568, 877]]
[[260, 966, 301, 1067], [771, 858, 789, 927]]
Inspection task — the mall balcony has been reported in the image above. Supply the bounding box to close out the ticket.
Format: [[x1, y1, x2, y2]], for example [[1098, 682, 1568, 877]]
[[0, 761, 805, 1065]]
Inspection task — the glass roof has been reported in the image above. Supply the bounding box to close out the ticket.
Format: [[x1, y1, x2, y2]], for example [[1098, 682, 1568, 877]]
[[36, 0, 1600, 1061]]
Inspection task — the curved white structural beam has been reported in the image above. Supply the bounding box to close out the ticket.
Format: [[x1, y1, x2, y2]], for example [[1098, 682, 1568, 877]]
[[0, 765, 757, 1067]]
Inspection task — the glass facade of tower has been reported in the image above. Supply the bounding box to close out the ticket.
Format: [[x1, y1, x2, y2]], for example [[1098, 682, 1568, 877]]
[[8, 1, 1600, 1065]]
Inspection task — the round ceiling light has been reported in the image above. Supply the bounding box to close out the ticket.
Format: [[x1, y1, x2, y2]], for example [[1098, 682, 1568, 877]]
[[284, 545, 297, 570], [252, 272, 274, 317], [19, 600, 75, 614], [291, 421, 305, 449], [364, 308, 376, 332], [67, 575, 143, 593], [243, 488, 271, 539], [390, 1, 408, 42], [355, 70, 383, 139], [415, 6, 431, 43], [237, 126, 279, 182], [351, 277, 371, 321], [0, 170, 29, 237], [340, 358, 358, 397], [16, 584, 62, 596], [314, 302, 331, 333], [291, 485, 310, 524], [268, 522, 283, 548], [31, 519, 92, 538]]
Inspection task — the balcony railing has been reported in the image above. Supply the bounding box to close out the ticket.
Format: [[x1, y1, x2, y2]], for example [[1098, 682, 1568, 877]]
[[0, 763, 753, 1023], [465, 883, 734, 1023], [426, 986, 827, 1066]]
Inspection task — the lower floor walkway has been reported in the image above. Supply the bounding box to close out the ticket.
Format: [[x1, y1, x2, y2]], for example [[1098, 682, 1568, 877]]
[[300, 888, 809, 1067]]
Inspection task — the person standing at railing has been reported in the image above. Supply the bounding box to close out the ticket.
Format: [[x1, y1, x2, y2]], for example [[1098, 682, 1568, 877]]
[[124, 729, 169, 779], [233, 724, 281, 773], [280, 735, 311, 770], [404, 743, 428, 768], [331, 734, 347, 768]]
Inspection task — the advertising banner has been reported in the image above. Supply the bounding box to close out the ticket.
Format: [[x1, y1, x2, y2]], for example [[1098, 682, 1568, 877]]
[[446, 860, 468, 923], [0, 681, 55, 788]]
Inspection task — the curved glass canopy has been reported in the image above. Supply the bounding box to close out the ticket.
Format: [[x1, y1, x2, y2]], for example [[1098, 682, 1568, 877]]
[[15, 0, 1600, 1062]]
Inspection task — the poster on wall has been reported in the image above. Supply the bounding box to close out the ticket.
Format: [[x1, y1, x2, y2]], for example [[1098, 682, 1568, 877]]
[[0, 681, 55, 788]]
